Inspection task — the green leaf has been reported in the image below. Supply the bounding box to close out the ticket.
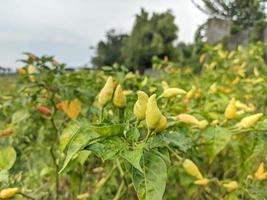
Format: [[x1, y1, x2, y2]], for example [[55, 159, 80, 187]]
[[59, 122, 100, 174], [89, 137, 127, 161], [77, 150, 91, 165], [121, 144, 145, 172], [149, 131, 192, 152], [12, 109, 29, 124], [90, 123, 125, 137], [59, 121, 80, 152], [202, 126, 233, 162], [132, 150, 167, 200], [0, 146, 16, 170]]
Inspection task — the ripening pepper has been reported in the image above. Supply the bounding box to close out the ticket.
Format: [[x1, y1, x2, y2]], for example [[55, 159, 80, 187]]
[[146, 94, 162, 130], [154, 115, 168, 133], [133, 91, 149, 121], [254, 162, 267, 180], [161, 88, 186, 98], [182, 159, 203, 180], [37, 105, 52, 116], [0, 188, 18, 199], [222, 181, 239, 191], [0, 128, 13, 138], [194, 178, 209, 186], [235, 113, 263, 129], [224, 98, 237, 119], [98, 76, 114, 107], [113, 85, 127, 108]]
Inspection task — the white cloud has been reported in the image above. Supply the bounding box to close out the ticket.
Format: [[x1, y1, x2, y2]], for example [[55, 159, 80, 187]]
[[0, 0, 207, 69]]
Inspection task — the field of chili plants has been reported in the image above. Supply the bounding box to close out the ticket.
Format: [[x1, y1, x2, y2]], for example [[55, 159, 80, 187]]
[[1, 43, 267, 200]]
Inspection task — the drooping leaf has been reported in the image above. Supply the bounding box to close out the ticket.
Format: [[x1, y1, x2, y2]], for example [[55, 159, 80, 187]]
[[59, 122, 100, 173], [59, 121, 80, 152], [0, 146, 16, 170], [132, 150, 167, 200]]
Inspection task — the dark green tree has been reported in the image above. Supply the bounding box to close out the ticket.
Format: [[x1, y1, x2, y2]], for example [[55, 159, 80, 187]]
[[192, 0, 266, 38], [122, 9, 178, 72], [92, 29, 128, 68]]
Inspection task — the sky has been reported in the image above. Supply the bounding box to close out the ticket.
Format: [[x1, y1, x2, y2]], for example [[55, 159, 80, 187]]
[[0, 0, 207, 69]]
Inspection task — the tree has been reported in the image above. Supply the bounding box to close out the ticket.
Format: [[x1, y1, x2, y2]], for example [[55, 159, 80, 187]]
[[122, 9, 178, 72], [192, 0, 266, 37], [92, 29, 128, 68]]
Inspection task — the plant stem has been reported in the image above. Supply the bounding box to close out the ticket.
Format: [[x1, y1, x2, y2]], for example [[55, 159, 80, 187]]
[[166, 145, 182, 161], [19, 192, 36, 200], [50, 147, 59, 200]]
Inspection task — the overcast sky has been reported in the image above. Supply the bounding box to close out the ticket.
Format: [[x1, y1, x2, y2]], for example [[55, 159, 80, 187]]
[[0, 0, 207, 69]]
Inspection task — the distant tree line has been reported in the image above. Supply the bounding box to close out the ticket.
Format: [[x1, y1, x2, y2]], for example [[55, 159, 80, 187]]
[[92, 1, 267, 72]]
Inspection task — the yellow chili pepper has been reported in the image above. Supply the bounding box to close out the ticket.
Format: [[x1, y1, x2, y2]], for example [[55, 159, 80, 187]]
[[146, 94, 162, 130], [154, 115, 168, 133], [235, 113, 263, 129], [254, 162, 267, 180], [161, 81, 169, 90], [182, 159, 203, 180], [176, 114, 200, 127], [133, 91, 149, 121], [194, 178, 209, 186], [224, 98, 237, 119], [98, 76, 114, 107], [0, 188, 18, 199], [161, 88, 186, 98], [222, 181, 239, 191], [113, 85, 127, 108], [185, 86, 196, 100]]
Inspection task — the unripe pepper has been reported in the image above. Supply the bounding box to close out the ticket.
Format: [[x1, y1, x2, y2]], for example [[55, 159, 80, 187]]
[[37, 105, 52, 116], [98, 76, 114, 107], [113, 85, 126, 108], [182, 159, 203, 180], [161, 88, 186, 98], [146, 94, 162, 130], [0, 188, 18, 199], [222, 181, 239, 191], [224, 98, 236, 119], [154, 115, 168, 133], [235, 113, 263, 129], [133, 91, 149, 121]]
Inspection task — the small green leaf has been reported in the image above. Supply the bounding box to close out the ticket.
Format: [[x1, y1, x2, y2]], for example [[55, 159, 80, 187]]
[[0, 146, 16, 170]]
